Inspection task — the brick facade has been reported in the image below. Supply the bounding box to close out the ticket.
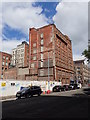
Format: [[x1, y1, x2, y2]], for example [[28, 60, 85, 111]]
[[0, 51, 12, 79], [29, 24, 74, 84], [3, 67, 17, 79], [74, 60, 90, 85]]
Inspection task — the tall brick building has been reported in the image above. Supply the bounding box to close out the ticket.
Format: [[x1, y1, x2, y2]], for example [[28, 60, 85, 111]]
[[0, 51, 12, 79], [27, 24, 74, 84]]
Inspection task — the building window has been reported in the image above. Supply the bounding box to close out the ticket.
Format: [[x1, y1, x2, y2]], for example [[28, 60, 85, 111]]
[[27, 49, 29, 53], [31, 63, 34, 68], [33, 49, 37, 54], [41, 39, 44, 45], [6, 63, 8, 66], [2, 67, 4, 71], [41, 46, 43, 52], [5, 68, 7, 70], [41, 61, 43, 67], [33, 56, 36, 60], [21, 54, 24, 57], [40, 69, 44, 76], [2, 62, 4, 66], [6, 57, 8, 60], [33, 43, 36, 47], [77, 67, 80, 70], [3, 56, 5, 59], [41, 54, 43, 60], [40, 33, 43, 38], [21, 49, 24, 52]]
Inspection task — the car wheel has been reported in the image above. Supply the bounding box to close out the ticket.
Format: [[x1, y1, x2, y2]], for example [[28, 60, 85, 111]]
[[38, 92, 40, 96], [31, 94, 33, 97], [59, 89, 61, 92], [18, 96, 21, 99], [26, 94, 29, 98], [64, 88, 65, 91]]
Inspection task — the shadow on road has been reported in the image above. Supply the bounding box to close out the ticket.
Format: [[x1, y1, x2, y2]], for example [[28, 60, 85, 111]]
[[2, 94, 89, 120], [83, 87, 90, 95]]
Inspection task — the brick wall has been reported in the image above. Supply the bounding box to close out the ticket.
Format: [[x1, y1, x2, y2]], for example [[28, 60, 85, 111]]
[[3, 67, 17, 79], [29, 24, 74, 83], [0, 52, 12, 79], [0, 52, 2, 79]]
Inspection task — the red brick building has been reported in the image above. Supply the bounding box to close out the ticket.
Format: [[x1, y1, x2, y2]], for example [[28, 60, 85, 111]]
[[0, 51, 12, 79], [28, 24, 74, 84], [74, 60, 90, 85]]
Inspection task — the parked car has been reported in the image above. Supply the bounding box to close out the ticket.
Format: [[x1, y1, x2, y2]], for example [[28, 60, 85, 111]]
[[69, 83, 81, 90], [68, 84, 74, 90], [77, 83, 82, 89], [63, 85, 69, 91], [68, 84, 75, 90], [53, 85, 65, 92], [16, 86, 42, 99]]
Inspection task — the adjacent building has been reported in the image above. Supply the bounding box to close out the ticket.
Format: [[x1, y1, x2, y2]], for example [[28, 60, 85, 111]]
[[74, 60, 90, 84], [3, 41, 29, 80], [27, 24, 74, 84], [0, 51, 12, 79], [11, 41, 29, 68]]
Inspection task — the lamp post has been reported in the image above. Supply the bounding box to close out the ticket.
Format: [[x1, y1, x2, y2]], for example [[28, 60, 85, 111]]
[[48, 51, 49, 90], [46, 42, 53, 91]]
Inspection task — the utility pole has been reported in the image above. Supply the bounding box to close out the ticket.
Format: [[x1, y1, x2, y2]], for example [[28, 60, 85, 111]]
[[48, 51, 49, 90]]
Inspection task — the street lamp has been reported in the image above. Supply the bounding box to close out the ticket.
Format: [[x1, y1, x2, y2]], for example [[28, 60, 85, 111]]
[[48, 51, 50, 90], [46, 42, 53, 91]]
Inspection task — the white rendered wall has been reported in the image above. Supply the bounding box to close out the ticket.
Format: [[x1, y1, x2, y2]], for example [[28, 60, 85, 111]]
[[0, 80, 61, 97]]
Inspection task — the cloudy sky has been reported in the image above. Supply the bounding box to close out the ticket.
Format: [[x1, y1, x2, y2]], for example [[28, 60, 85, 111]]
[[0, 0, 89, 61]]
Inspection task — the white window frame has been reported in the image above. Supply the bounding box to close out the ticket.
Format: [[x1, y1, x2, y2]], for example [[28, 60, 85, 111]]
[[41, 46, 43, 52], [31, 63, 34, 68], [33, 56, 36, 60], [41, 54, 43, 60], [3, 56, 5, 59], [6, 63, 8, 66], [33, 49, 37, 54], [33, 43, 36, 47], [41, 61, 43, 67], [41, 39, 44, 45], [40, 33, 43, 38], [2, 62, 4, 65]]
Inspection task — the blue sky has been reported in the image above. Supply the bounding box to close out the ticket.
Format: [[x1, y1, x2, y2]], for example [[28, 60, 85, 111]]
[[33, 2, 59, 22], [1, 1, 88, 61], [2, 2, 59, 41]]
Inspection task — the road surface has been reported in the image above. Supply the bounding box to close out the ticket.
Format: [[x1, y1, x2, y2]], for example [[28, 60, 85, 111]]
[[2, 88, 90, 119]]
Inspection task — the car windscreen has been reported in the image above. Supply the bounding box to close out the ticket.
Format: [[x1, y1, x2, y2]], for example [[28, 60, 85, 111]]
[[70, 84, 74, 85], [20, 87, 30, 91], [54, 86, 60, 88]]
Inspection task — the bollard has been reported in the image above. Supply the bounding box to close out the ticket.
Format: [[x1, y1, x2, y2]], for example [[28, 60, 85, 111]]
[[47, 90, 51, 94], [43, 91, 46, 94]]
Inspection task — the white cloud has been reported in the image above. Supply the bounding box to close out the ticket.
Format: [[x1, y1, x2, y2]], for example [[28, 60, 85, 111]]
[[0, 2, 2, 37], [2, 38, 27, 54], [1, 2, 49, 54], [2, 0, 60, 2], [53, 2, 88, 61], [0, 38, 2, 51], [2, 2, 48, 35], [61, 0, 89, 2]]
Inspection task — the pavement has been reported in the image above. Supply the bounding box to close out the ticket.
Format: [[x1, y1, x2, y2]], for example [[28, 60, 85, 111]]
[[0, 87, 89, 101], [0, 95, 16, 101], [1, 87, 90, 120]]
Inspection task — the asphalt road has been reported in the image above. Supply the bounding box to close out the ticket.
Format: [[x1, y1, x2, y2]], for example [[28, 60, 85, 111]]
[[2, 88, 90, 120]]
